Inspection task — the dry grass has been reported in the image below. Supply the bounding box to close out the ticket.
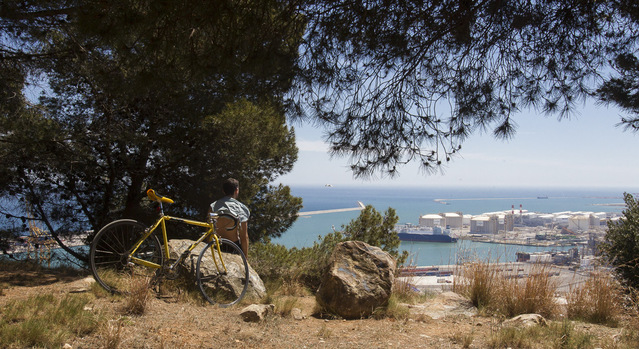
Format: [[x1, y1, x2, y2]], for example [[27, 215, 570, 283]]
[[3, 263, 639, 349], [488, 320, 594, 349], [0, 293, 100, 348], [566, 270, 623, 325], [392, 276, 433, 304], [274, 296, 299, 317], [156, 275, 205, 305], [372, 294, 410, 320], [453, 260, 498, 311], [616, 287, 639, 347], [120, 276, 152, 315], [316, 322, 332, 338], [100, 318, 125, 349], [495, 263, 559, 318], [450, 330, 474, 348], [454, 261, 559, 318]]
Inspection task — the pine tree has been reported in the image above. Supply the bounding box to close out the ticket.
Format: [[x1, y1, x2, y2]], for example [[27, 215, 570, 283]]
[[601, 193, 639, 290]]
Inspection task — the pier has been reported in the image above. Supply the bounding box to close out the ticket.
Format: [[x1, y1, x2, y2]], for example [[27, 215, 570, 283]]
[[297, 201, 366, 216]]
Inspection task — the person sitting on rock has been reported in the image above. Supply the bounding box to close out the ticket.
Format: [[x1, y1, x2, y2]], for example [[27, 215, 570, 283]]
[[209, 178, 250, 257]]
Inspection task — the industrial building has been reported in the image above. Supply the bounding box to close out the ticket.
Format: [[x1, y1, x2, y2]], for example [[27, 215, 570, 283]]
[[418, 212, 463, 228]]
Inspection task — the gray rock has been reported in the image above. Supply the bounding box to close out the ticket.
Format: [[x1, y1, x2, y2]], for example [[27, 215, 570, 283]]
[[315, 241, 396, 319], [240, 304, 274, 322], [167, 239, 266, 301]]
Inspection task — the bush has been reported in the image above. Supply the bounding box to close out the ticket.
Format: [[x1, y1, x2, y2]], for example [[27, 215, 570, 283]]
[[600, 193, 639, 290]]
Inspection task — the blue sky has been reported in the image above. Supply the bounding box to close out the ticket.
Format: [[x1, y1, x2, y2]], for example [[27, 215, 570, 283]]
[[278, 100, 639, 189]]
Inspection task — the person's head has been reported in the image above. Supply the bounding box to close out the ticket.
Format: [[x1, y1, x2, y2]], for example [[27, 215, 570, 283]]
[[222, 178, 240, 197]]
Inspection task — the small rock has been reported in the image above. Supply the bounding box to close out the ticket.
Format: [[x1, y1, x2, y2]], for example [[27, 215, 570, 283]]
[[63, 344, 73, 349], [503, 314, 547, 328], [69, 276, 96, 293], [291, 307, 304, 320], [240, 304, 274, 322]]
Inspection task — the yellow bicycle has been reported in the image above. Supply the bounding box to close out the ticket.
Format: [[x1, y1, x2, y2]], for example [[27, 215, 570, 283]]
[[89, 189, 249, 307]]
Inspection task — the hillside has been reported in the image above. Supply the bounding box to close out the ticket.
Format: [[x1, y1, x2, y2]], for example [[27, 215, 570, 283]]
[[0, 265, 637, 349]]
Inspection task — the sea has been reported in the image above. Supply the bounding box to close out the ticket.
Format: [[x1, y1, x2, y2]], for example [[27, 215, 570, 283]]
[[271, 186, 636, 266]]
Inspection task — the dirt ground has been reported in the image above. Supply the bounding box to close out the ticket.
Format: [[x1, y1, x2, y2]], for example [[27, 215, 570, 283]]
[[0, 267, 631, 349]]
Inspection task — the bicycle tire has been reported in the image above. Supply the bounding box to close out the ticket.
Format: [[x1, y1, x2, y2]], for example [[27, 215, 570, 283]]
[[196, 238, 249, 307], [89, 219, 163, 294]]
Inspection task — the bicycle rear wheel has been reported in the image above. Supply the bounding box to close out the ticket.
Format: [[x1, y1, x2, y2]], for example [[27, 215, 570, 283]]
[[90, 219, 163, 294], [196, 238, 249, 307]]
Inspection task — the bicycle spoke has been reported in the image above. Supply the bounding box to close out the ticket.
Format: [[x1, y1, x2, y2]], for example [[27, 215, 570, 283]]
[[90, 220, 162, 295]]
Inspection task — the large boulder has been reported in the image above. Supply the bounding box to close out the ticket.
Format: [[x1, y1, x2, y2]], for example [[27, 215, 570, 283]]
[[167, 239, 266, 301], [316, 241, 396, 319]]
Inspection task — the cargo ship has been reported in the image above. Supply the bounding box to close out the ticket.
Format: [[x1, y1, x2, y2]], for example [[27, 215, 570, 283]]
[[395, 224, 458, 243]]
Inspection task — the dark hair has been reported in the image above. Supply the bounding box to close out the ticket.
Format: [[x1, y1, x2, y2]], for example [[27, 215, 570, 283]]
[[222, 178, 239, 196]]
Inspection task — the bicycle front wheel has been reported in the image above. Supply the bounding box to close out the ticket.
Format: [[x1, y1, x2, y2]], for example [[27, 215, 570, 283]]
[[196, 238, 249, 307], [90, 219, 163, 294]]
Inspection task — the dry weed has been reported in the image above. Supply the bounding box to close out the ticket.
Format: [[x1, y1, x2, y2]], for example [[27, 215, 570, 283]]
[[450, 330, 473, 348], [279, 279, 310, 297], [274, 296, 299, 317], [618, 287, 639, 347], [453, 261, 498, 310], [121, 276, 151, 315], [316, 323, 332, 338], [392, 277, 424, 303], [566, 270, 623, 325], [100, 318, 125, 349], [495, 262, 558, 318], [372, 294, 410, 320], [157, 276, 203, 305]]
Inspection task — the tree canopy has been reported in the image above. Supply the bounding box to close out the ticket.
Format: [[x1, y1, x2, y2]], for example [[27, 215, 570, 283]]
[[294, 0, 639, 177], [0, 0, 305, 260]]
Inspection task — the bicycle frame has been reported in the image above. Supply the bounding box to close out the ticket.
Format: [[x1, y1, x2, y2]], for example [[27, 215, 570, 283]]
[[127, 193, 229, 273]]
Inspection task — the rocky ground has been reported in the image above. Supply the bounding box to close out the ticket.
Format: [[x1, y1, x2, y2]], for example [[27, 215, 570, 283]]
[[0, 266, 634, 349]]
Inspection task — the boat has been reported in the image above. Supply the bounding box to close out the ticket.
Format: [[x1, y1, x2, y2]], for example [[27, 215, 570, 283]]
[[395, 224, 458, 243], [537, 196, 548, 199]]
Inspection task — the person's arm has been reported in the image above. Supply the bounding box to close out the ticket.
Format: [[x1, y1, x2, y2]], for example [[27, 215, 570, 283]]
[[239, 221, 249, 257]]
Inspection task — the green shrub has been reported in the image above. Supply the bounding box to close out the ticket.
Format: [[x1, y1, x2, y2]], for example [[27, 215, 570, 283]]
[[250, 205, 408, 292], [600, 193, 639, 290]]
